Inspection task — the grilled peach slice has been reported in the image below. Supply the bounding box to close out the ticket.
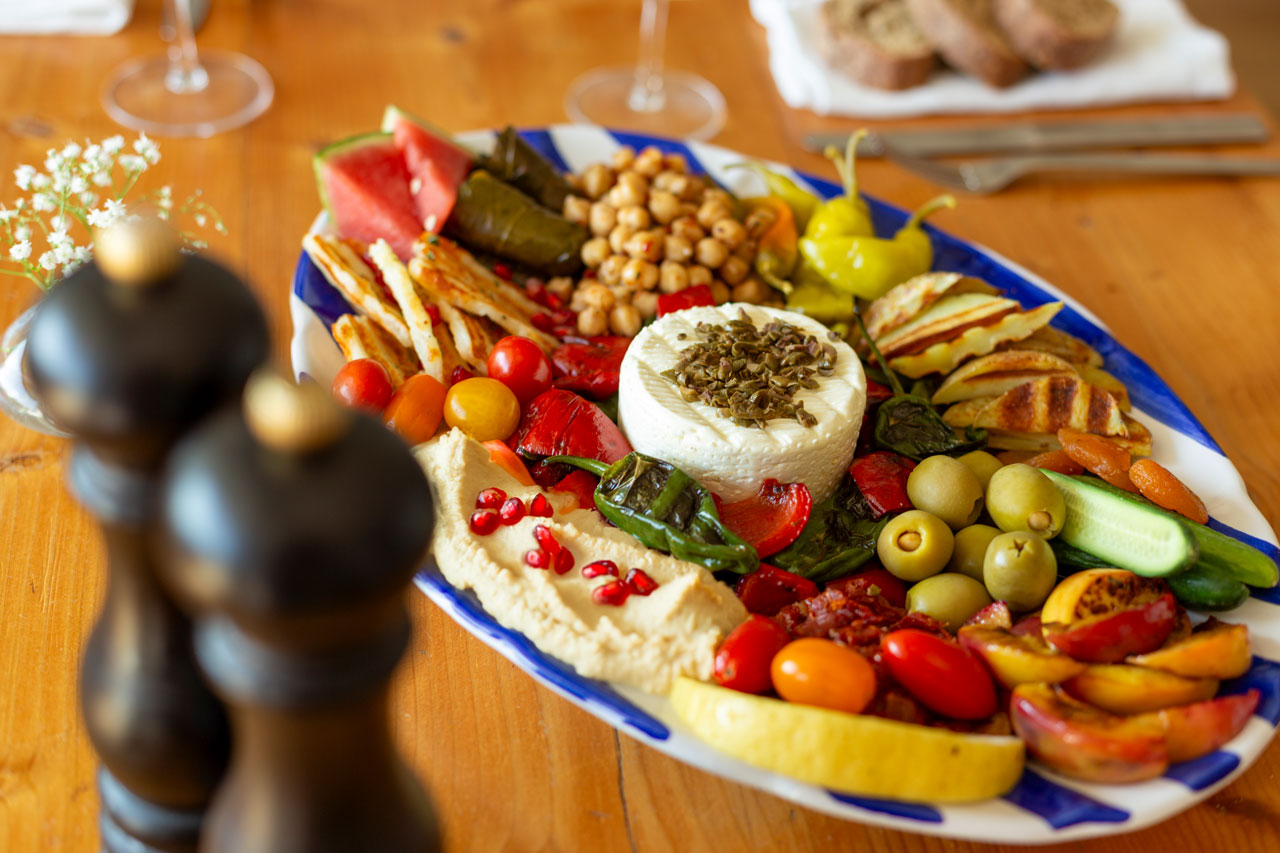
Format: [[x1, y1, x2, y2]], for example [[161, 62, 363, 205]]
[[964, 600, 1014, 630], [1063, 664, 1219, 715], [960, 626, 1086, 688], [1135, 689, 1261, 763], [1127, 618, 1251, 680], [1010, 683, 1168, 783], [1041, 569, 1169, 625]]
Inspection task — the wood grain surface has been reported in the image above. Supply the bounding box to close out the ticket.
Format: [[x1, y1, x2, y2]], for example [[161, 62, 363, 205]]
[[2, 1, 1279, 850]]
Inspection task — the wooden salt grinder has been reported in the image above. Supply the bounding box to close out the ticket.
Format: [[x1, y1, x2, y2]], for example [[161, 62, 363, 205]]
[[24, 219, 270, 852], [156, 374, 442, 853]]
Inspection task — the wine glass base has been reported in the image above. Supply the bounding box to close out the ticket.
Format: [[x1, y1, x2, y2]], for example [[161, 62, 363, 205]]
[[565, 67, 726, 141], [102, 51, 273, 138]]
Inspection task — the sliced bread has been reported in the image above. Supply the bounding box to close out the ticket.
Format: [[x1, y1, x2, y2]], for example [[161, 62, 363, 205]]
[[820, 0, 936, 91], [904, 0, 1028, 87], [994, 0, 1118, 70]]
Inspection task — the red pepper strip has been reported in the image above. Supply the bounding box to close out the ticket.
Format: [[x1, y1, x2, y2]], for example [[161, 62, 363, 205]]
[[657, 283, 715, 317], [865, 380, 894, 406], [825, 566, 908, 608], [551, 469, 599, 511], [849, 451, 916, 518], [551, 336, 631, 401], [510, 389, 633, 487], [718, 479, 812, 558], [735, 563, 820, 616]]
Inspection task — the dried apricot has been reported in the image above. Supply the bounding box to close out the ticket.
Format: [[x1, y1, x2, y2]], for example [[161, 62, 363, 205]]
[[1025, 449, 1085, 476], [1129, 459, 1209, 524], [996, 450, 1038, 466], [1057, 428, 1138, 492]]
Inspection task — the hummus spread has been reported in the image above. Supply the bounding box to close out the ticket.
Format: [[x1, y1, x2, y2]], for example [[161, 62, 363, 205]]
[[417, 429, 748, 694]]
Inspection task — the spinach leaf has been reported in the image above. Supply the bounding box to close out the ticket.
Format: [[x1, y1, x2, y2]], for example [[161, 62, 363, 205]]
[[771, 480, 889, 584], [874, 395, 987, 461]]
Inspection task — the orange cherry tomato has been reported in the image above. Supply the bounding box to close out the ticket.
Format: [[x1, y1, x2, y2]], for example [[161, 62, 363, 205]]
[[770, 638, 877, 714], [444, 377, 522, 442], [382, 373, 446, 445], [483, 439, 535, 487]]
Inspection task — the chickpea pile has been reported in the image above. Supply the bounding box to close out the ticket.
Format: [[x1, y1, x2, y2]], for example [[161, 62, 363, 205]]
[[559, 145, 780, 338]]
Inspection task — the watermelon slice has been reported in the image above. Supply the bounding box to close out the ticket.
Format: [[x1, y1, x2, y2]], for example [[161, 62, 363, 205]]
[[381, 105, 472, 232], [314, 132, 422, 260]]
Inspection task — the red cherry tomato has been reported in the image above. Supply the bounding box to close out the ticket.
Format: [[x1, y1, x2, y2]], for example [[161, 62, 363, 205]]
[[714, 615, 791, 695], [487, 336, 553, 407], [880, 629, 997, 720], [770, 638, 877, 714], [331, 359, 394, 414], [382, 373, 447, 445]]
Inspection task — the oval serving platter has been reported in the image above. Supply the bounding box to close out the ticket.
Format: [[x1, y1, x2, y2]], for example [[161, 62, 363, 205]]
[[290, 125, 1280, 843]]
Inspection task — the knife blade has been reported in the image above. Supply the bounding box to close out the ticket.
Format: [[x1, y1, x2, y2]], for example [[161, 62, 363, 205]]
[[803, 114, 1270, 158]]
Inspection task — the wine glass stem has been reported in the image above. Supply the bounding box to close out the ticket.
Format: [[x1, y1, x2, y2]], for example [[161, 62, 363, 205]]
[[165, 0, 210, 95], [629, 0, 669, 114]]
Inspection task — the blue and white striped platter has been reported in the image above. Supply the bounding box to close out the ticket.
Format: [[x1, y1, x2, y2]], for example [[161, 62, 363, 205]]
[[290, 125, 1280, 843]]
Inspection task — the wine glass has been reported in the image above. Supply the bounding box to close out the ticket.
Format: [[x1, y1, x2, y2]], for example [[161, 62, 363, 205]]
[[102, 0, 273, 138], [565, 0, 726, 141]]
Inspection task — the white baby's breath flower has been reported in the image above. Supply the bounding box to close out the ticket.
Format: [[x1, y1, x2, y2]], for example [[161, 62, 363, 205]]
[[102, 135, 124, 154], [133, 132, 160, 165], [68, 175, 88, 194], [73, 245, 91, 263], [31, 173, 50, 190], [13, 223, 31, 242], [194, 213, 207, 227], [81, 144, 103, 167], [14, 165, 35, 191], [0, 206, 12, 223], [61, 142, 82, 160], [49, 228, 72, 249], [79, 190, 98, 206], [92, 171, 112, 187], [87, 198, 127, 229], [43, 152, 64, 174], [9, 240, 31, 261], [38, 250, 58, 271], [53, 242, 75, 265], [32, 193, 56, 213], [119, 154, 147, 173]]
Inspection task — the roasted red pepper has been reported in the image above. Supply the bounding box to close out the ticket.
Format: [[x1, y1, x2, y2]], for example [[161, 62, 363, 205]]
[[551, 336, 630, 401], [509, 389, 632, 487], [826, 566, 907, 608], [849, 451, 916, 518], [718, 479, 812, 558], [551, 469, 599, 511], [735, 563, 820, 616], [657, 283, 715, 317], [865, 380, 895, 406]]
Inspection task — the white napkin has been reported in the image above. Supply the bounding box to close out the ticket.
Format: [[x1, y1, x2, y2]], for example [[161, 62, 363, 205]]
[[749, 0, 1235, 118], [0, 0, 133, 34]]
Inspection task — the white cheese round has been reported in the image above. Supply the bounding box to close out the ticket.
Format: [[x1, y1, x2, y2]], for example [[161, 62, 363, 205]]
[[617, 303, 866, 504]]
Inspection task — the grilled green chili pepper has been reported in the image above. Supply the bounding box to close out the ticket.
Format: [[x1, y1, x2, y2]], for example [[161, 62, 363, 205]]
[[730, 163, 821, 234], [799, 194, 954, 301], [803, 130, 873, 241], [771, 479, 888, 584], [547, 452, 759, 574]]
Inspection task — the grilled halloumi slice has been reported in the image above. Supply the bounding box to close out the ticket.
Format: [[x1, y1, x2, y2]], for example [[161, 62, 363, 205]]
[[436, 301, 496, 373], [979, 414, 1151, 455], [1001, 325, 1103, 368], [303, 233, 412, 348], [943, 397, 997, 429], [932, 350, 1078, 405], [971, 375, 1126, 437], [876, 293, 1020, 361], [889, 302, 1063, 379], [1077, 364, 1130, 412], [331, 313, 420, 387], [865, 272, 1000, 342], [409, 236, 558, 352], [368, 239, 447, 383]]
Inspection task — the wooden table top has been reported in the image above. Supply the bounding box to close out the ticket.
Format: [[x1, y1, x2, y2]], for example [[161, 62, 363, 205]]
[[3, 1, 1280, 850]]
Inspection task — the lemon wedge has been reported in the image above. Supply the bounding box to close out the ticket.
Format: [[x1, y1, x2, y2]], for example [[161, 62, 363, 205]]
[[670, 677, 1025, 803]]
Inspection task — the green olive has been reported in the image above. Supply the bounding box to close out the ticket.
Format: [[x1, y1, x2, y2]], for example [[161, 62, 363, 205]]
[[982, 531, 1058, 611], [906, 573, 994, 633], [949, 524, 1002, 581], [985, 463, 1067, 539], [906, 455, 984, 530], [957, 450, 1004, 491], [877, 510, 955, 582]]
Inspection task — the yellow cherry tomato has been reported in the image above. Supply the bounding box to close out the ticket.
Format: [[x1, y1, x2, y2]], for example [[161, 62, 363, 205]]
[[444, 377, 521, 442], [770, 638, 877, 714]]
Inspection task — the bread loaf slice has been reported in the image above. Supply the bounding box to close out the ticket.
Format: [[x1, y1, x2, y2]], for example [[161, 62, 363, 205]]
[[994, 0, 1118, 70], [820, 0, 936, 91], [904, 0, 1028, 87]]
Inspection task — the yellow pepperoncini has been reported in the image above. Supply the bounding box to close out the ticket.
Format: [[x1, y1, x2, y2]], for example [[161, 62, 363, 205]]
[[803, 130, 873, 242], [742, 196, 799, 293], [798, 195, 956, 301], [731, 163, 821, 234]]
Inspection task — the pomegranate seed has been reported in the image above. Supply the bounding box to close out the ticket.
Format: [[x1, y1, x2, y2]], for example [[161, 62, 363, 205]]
[[493, 262, 512, 280], [469, 510, 500, 536], [553, 548, 575, 574], [450, 366, 474, 385], [475, 487, 507, 510], [554, 325, 578, 339], [544, 291, 565, 310], [592, 580, 630, 606], [529, 494, 554, 517], [551, 308, 576, 326], [625, 568, 659, 596], [425, 304, 442, 326], [533, 524, 561, 556], [525, 279, 548, 305], [499, 498, 527, 525], [531, 312, 554, 332], [524, 548, 550, 569], [582, 560, 619, 579]]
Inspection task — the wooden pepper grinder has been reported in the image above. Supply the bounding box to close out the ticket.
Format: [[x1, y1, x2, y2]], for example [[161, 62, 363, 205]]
[[156, 372, 442, 853], [24, 218, 270, 852]]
